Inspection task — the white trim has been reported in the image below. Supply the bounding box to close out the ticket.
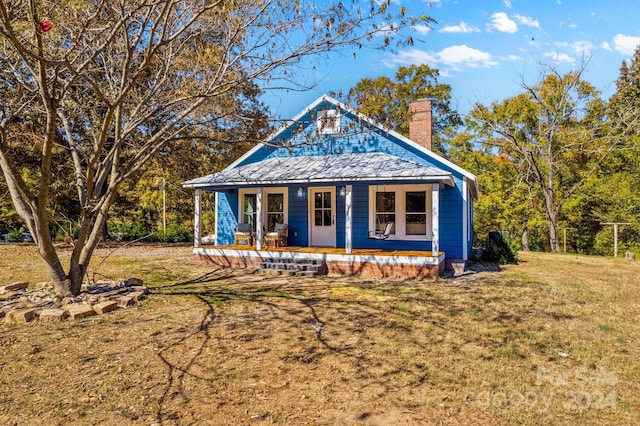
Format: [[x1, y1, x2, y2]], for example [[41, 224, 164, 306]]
[[238, 187, 288, 250], [194, 247, 445, 267], [368, 184, 433, 241], [194, 189, 202, 248], [432, 184, 440, 256], [263, 187, 289, 229], [345, 185, 353, 254], [462, 178, 468, 261], [238, 188, 257, 227], [308, 186, 336, 247], [184, 174, 454, 189], [213, 191, 219, 246], [255, 188, 263, 250], [220, 94, 477, 198], [224, 96, 331, 170]]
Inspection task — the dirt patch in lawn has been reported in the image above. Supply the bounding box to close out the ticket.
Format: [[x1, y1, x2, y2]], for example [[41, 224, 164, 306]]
[[0, 246, 638, 425]]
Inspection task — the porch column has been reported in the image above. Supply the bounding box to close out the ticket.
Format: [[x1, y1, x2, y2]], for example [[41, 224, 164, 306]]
[[194, 189, 201, 248], [432, 183, 439, 257], [255, 188, 263, 250], [462, 178, 468, 261], [214, 192, 219, 246], [345, 185, 353, 254]]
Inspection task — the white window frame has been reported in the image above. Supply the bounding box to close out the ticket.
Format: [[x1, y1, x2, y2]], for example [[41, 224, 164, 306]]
[[238, 190, 257, 227], [238, 187, 288, 232], [317, 109, 340, 134], [368, 184, 433, 241], [238, 188, 256, 226]]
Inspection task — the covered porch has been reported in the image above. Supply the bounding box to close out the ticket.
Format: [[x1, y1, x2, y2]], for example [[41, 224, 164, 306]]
[[194, 244, 446, 279], [184, 153, 456, 278]]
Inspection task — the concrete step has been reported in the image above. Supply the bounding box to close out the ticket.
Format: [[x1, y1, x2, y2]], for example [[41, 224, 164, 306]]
[[259, 269, 320, 277], [260, 262, 321, 272], [262, 258, 323, 265], [258, 257, 325, 277]]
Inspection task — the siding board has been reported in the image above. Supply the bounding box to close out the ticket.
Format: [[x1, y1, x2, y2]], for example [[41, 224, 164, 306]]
[[211, 98, 472, 260]]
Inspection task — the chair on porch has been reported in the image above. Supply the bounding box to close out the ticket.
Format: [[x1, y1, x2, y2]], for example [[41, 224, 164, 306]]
[[233, 223, 253, 246], [264, 223, 288, 248], [368, 222, 393, 240]]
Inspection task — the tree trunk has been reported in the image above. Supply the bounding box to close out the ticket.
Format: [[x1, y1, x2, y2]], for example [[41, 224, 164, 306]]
[[521, 220, 530, 251], [541, 187, 560, 252], [547, 213, 559, 252]]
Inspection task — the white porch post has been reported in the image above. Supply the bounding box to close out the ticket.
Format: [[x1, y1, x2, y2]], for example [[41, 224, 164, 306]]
[[462, 178, 468, 261], [255, 188, 263, 250], [194, 189, 202, 248], [214, 192, 219, 246], [432, 183, 440, 257], [345, 185, 353, 254]]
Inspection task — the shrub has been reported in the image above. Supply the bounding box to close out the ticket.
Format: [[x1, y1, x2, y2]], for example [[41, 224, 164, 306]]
[[7, 229, 24, 242], [482, 231, 518, 264], [161, 222, 192, 242]]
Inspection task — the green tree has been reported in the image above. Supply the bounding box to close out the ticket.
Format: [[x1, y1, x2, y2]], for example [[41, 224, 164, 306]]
[[448, 131, 546, 252], [586, 46, 640, 254], [0, 0, 421, 295], [346, 64, 460, 154], [468, 67, 617, 252]]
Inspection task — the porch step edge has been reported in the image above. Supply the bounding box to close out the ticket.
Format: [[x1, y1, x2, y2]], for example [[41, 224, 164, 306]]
[[260, 262, 321, 272], [258, 269, 319, 277]]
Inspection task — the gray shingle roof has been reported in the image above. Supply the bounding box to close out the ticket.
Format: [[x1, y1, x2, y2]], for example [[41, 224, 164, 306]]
[[183, 153, 453, 188]]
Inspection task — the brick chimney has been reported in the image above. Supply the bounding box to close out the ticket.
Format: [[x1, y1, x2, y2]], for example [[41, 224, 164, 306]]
[[409, 99, 433, 151]]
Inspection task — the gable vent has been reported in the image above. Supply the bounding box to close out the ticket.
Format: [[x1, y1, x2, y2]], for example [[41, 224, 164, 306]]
[[317, 109, 340, 134]]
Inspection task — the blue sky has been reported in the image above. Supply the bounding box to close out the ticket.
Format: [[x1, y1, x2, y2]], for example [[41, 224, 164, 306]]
[[265, 0, 640, 120]]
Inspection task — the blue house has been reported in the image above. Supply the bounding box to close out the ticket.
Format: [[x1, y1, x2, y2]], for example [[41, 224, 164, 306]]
[[183, 95, 477, 277]]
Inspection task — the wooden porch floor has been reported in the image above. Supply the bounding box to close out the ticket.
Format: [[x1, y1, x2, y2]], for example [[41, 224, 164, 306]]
[[207, 244, 442, 258]]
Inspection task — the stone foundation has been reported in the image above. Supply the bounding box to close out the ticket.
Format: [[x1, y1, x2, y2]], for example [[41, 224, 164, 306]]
[[198, 252, 444, 280]]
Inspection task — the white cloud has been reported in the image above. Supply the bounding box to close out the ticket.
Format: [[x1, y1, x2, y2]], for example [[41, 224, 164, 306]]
[[440, 21, 480, 34], [543, 51, 576, 64], [554, 40, 594, 56], [570, 40, 594, 55], [514, 14, 540, 29], [568, 23, 577, 29], [507, 54, 524, 61], [384, 49, 437, 67], [413, 24, 432, 35], [601, 42, 612, 51], [487, 12, 518, 33], [384, 45, 498, 71], [438, 45, 497, 69], [612, 34, 640, 55], [503, 0, 512, 7]]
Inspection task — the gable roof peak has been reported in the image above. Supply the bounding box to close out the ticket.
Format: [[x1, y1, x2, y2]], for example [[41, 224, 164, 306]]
[[225, 93, 478, 198]]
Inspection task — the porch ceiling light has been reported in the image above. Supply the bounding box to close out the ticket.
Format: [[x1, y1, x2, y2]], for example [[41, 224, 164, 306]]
[[298, 187, 304, 197]]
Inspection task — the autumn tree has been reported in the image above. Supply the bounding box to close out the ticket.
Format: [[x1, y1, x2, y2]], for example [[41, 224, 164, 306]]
[[585, 46, 640, 254], [346, 63, 459, 154], [468, 67, 619, 252], [0, 0, 421, 295], [444, 127, 548, 253]]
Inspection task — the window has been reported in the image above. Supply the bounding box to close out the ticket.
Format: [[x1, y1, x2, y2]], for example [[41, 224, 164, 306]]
[[375, 192, 396, 234], [317, 109, 340, 134], [267, 193, 284, 231], [368, 185, 433, 240], [238, 188, 288, 233], [314, 191, 332, 226], [243, 194, 256, 228], [406, 191, 426, 235]]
